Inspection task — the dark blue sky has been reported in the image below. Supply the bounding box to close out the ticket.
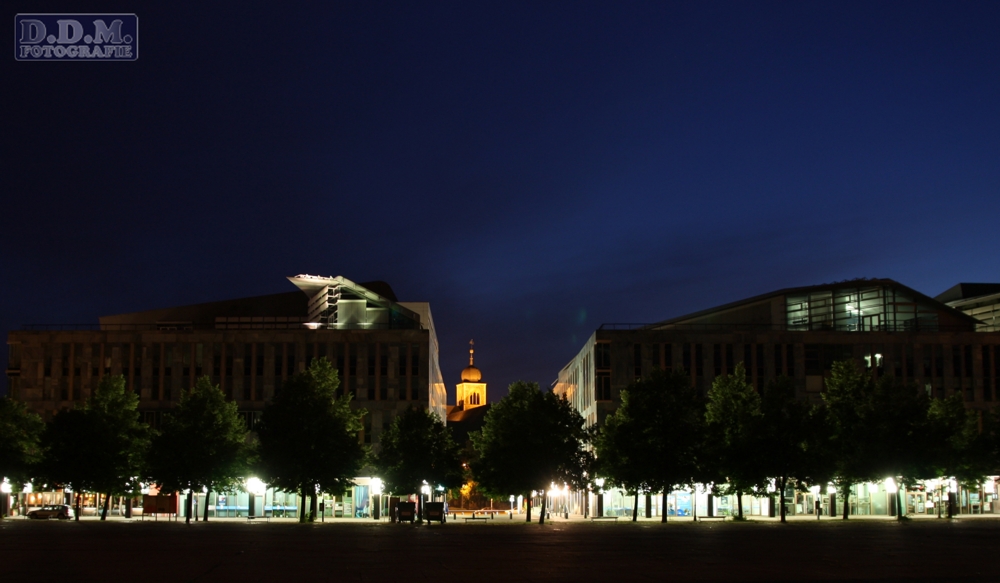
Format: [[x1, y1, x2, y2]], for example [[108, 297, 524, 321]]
[[3, 2, 1000, 400]]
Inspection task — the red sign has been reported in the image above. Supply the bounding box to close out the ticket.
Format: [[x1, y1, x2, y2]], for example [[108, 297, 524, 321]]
[[143, 494, 177, 515]]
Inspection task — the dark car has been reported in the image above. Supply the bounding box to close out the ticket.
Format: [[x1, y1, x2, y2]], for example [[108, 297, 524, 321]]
[[27, 504, 74, 520]]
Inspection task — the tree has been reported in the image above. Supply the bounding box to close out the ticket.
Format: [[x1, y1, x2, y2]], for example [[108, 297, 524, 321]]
[[470, 381, 591, 524], [40, 409, 95, 520], [374, 406, 463, 522], [705, 363, 766, 519], [42, 375, 151, 520], [257, 358, 366, 522], [926, 394, 989, 517], [598, 369, 705, 523], [593, 391, 653, 521], [868, 375, 931, 520], [758, 375, 814, 523], [0, 397, 44, 494], [148, 376, 252, 523], [822, 360, 880, 520], [85, 375, 151, 520]]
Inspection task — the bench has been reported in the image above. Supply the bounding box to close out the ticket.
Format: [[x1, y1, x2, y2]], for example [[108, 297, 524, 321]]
[[591, 516, 618, 522], [698, 515, 726, 521], [463, 516, 490, 523], [247, 515, 270, 523]]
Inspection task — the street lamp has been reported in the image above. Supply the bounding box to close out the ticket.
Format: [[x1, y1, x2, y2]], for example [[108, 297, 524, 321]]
[[810, 485, 821, 519], [371, 478, 383, 521], [420, 482, 431, 524], [245, 477, 266, 519], [0, 479, 10, 519], [885, 478, 899, 518]]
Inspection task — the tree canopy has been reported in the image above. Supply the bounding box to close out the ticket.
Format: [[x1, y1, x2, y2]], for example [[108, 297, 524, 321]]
[[593, 388, 653, 521], [758, 375, 818, 522], [148, 376, 252, 522], [374, 406, 463, 496], [705, 363, 766, 519], [41, 375, 150, 520], [0, 396, 44, 493], [471, 381, 591, 524], [257, 358, 366, 522], [599, 369, 705, 522]]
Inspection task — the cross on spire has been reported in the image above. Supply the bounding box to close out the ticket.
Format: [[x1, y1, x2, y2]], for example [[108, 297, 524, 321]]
[[469, 339, 475, 365]]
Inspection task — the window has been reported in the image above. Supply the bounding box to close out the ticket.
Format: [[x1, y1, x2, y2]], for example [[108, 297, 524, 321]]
[[469, 392, 480, 405], [595, 343, 611, 369], [595, 372, 611, 401], [786, 285, 939, 332], [152, 343, 162, 400], [807, 344, 853, 375], [164, 344, 174, 401], [182, 343, 192, 388]]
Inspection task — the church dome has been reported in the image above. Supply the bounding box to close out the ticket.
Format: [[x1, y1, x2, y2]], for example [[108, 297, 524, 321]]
[[461, 365, 482, 382]]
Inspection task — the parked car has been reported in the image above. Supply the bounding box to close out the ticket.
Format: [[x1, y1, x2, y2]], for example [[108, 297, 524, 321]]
[[27, 504, 74, 520]]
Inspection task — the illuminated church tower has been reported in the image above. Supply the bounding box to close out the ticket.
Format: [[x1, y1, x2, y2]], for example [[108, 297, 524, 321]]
[[456, 340, 486, 409]]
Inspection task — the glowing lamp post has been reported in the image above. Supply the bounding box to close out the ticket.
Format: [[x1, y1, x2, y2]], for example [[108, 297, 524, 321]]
[[0, 479, 10, 519], [371, 478, 383, 521], [245, 477, 266, 519], [884, 478, 899, 518], [810, 485, 821, 519], [420, 483, 431, 524]]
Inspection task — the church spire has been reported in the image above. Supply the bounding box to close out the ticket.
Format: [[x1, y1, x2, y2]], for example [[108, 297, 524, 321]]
[[469, 339, 475, 366]]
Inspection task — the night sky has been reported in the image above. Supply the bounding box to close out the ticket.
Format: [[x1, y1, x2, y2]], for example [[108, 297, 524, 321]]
[[3, 2, 1000, 401]]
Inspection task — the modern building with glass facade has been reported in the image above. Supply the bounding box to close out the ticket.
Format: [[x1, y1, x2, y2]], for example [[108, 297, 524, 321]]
[[938, 283, 1000, 332], [553, 278, 1000, 519], [5, 274, 446, 519]]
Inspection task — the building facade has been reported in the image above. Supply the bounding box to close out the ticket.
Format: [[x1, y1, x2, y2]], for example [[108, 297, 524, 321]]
[[7, 275, 446, 437], [554, 278, 1000, 518], [5, 275, 446, 519]]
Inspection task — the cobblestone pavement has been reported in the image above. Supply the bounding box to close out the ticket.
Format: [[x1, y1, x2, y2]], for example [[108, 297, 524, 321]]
[[2, 514, 998, 582]]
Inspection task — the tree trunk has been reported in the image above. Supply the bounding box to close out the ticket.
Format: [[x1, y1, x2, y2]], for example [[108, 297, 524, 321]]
[[661, 489, 668, 523], [418, 492, 424, 524], [101, 492, 110, 521], [203, 489, 210, 522], [310, 492, 317, 522], [842, 484, 849, 520], [186, 490, 193, 524], [737, 490, 744, 519], [526, 496, 532, 523], [779, 477, 787, 523], [300, 488, 308, 523], [632, 492, 639, 522], [75, 492, 81, 522], [896, 479, 908, 520], [539, 492, 547, 524]]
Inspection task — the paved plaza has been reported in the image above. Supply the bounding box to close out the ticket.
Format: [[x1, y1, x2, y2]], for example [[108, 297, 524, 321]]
[[2, 514, 999, 582]]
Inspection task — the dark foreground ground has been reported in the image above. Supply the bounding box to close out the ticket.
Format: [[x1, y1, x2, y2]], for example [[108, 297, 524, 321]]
[[2, 516, 998, 582]]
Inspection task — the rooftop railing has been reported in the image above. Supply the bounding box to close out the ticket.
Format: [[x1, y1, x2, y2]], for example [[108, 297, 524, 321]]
[[20, 322, 424, 331], [598, 322, 976, 333]]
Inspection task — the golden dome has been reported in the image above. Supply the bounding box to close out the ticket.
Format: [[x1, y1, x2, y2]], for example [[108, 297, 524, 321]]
[[460, 339, 482, 382], [461, 365, 482, 382]]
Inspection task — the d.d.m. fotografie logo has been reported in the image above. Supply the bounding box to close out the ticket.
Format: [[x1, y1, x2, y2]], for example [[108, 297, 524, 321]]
[[15, 14, 138, 61]]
